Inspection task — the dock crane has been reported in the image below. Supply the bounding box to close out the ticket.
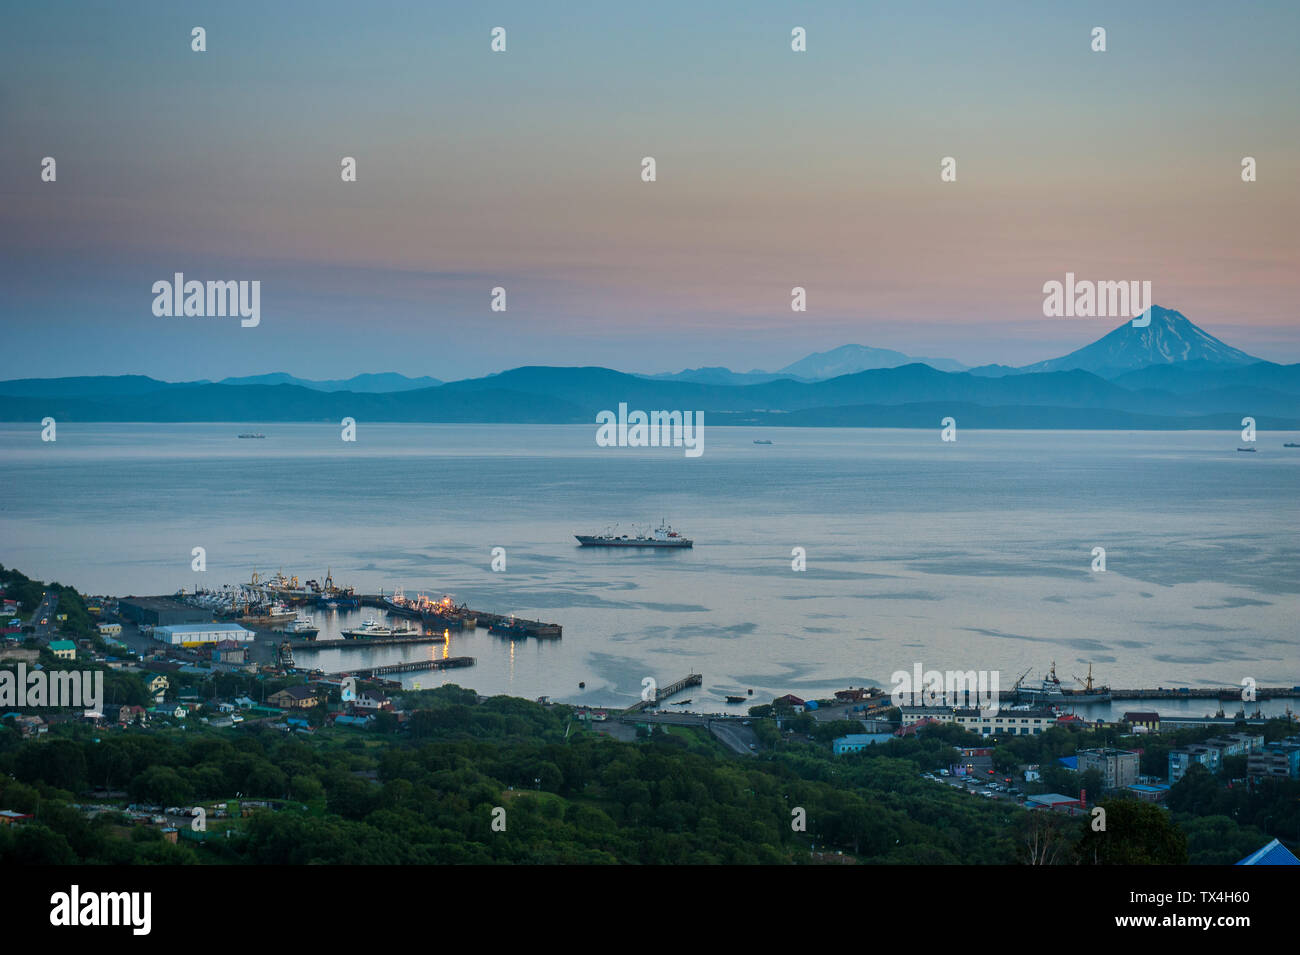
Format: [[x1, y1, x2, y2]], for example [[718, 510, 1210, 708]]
[[1074, 663, 1100, 692]]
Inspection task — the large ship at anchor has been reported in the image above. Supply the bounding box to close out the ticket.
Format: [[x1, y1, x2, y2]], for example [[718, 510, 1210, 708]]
[[576, 520, 692, 548]]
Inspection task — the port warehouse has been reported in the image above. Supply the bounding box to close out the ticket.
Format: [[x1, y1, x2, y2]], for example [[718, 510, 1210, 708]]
[[154, 623, 255, 647], [119, 597, 211, 627]]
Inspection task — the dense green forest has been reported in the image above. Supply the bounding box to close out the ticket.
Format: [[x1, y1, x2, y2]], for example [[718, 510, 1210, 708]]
[[1, 685, 1293, 865]]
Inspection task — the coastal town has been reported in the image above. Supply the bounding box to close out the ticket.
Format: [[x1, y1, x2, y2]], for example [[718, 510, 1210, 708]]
[[2, 563, 1297, 866]]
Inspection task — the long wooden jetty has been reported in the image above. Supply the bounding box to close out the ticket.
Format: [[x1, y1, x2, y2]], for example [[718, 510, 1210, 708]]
[[343, 656, 476, 678], [624, 673, 703, 714]]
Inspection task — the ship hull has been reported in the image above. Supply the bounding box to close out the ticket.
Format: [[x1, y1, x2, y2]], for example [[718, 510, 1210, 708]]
[[1017, 690, 1111, 705], [575, 536, 692, 548], [422, 612, 472, 630], [1062, 691, 1111, 704]]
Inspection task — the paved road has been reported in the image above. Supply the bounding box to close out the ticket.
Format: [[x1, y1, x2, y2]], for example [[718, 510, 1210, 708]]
[[709, 720, 761, 756], [618, 711, 761, 756], [628, 712, 711, 727], [32, 591, 59, 643]]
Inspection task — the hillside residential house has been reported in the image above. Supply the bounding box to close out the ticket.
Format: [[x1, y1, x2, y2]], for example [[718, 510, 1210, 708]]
[[148, 675, 169, 702], [268, 685, 319, 710], [355, 688, 393, 712]]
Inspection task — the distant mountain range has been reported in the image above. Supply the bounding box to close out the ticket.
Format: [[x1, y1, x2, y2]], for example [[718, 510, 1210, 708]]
[[0, 371, 442, 398], [215, 372, 442, 392], [776, 344, 968, 377], [651, 344, 967, 385], [2, 306, 1296, 429]]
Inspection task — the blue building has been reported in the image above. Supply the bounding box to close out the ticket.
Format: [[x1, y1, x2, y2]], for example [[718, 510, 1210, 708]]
[[334, 715, 374, 728], [1169, 745, 1220, 784], [832, 733, 893, 755], [1236, 839, 1300, 865]]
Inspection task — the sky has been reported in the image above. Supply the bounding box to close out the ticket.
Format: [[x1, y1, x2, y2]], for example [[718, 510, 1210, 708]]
[[1, 0, 1298, 381]]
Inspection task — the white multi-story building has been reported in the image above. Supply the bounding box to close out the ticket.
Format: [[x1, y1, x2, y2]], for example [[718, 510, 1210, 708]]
[[899, 706, 1056, 737]]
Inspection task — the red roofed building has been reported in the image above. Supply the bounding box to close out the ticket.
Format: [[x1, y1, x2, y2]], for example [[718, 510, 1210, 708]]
[[895, 717, 940, 737]]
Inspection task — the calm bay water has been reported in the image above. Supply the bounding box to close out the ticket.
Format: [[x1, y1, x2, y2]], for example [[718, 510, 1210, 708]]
[[2, 423, 1298, 709]]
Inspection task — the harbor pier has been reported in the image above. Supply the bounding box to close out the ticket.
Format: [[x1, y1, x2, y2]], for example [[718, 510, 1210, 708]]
[[624, 673, 703, 714]]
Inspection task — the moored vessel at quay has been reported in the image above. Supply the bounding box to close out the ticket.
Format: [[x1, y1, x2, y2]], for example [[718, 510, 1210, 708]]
[[237, 601, 297, 626], [383, 591, 476, 629], [246, 568, 360, 607], [341, 617, 422, 639], [277, 614, 320, 639], [1013, 662, 1112, 704], [488, 617, 533, 639]]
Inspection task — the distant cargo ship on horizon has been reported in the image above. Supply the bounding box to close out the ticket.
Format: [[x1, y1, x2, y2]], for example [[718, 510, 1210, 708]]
[[576, 521, 693, 548]]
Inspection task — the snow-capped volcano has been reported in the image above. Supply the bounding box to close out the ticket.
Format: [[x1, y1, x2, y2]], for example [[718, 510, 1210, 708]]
[[1018, 305, 1260, 376]]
